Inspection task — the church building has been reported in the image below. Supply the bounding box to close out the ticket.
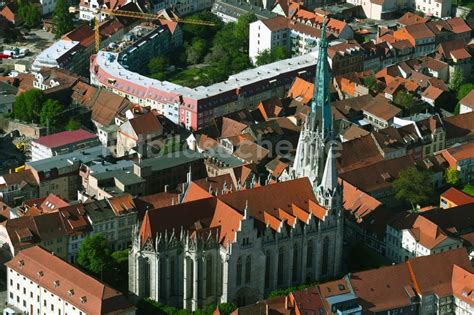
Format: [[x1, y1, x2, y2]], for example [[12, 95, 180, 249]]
[[128, 20, 344, 310]]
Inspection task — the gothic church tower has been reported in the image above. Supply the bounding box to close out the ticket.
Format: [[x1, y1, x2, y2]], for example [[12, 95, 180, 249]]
[[292, 19, 334, 187]]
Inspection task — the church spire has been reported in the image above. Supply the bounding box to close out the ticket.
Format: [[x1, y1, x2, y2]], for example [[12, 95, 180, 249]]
[[316, 141, 341, 213], [289, 19, 334, 185], [319, 142, 338, 194], [311, 18, 332, 140]]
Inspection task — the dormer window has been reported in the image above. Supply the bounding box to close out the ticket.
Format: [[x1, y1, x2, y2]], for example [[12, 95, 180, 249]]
[[18, 260, 24, 268], [68, 289, 74, 296], [80, 296, 87, 304], [53, 280, 60, 288], [37, 271, 44, 277]]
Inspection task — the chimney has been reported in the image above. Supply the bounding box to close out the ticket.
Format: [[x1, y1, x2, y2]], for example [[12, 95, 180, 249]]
[[164, 184, 169, 192]]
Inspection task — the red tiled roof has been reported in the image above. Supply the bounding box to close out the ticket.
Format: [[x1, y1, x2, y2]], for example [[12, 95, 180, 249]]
[[140, 178, 324, 248], [33, 129, 97, 148], [441, 187, 474, 206], [447, 17, 471, 34], [221, 117, 248, 138], [351, 248, 472, 312], [443, 112, 474, 141], [421, 85, 444, 101], [108, 193, 136, 216], [397, 12, 428, 26], [460, 90, 474, 110], [450, 48, 471, 60], [129, 112, 162, 136], [452, 265, 474, 307], [5, 246, 135, 314], [287, 77, 314, 105], [363, 94, 401, 121]]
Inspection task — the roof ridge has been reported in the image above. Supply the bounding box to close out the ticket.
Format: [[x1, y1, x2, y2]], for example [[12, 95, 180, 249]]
[[406, 260, 421, 295]]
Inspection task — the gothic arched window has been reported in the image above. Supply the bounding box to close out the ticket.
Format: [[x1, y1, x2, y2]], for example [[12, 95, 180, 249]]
[[143, 258, 151, 297], [206, 256, 213, 296], [307, 240, 313, 269], [236, 257, 242, 286], [265, 251, 271, 289], [322, 237, 330, 276], [170, 256, 175, 295], [292, 245, 299, 283], [245, 256, 251, 284], [277, 247, 285, 285]]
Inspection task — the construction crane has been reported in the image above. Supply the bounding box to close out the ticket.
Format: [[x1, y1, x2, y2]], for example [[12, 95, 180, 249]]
[[94, 9, 216, 52]]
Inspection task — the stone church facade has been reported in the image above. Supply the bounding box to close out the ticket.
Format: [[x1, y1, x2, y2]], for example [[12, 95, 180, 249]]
[[128, 178, 344, 309]]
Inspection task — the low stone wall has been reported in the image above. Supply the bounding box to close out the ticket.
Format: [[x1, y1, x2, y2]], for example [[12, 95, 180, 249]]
[[0, 117, 46, 139]]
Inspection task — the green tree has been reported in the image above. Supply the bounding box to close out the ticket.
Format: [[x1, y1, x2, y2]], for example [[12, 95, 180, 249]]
[[53, 0, 74, 38], [13, 89, 44, 122], [444, 167, 460, 187], [108, 249, 129, 292], [17, 0, 41, 28], [234, 13, 257, 51], [363, 74, 379, 93], [393, 166, 433, 210], [449, 67, 465, 91], [65, 118, 81, 130], [0, 19, 21, 43], [77, 233, 111, 277], [393, 91, 414, 113], [148, 55, 169, 74], [255, 46, 289, 66], [456, 83, 474, 101], [186, 38, 208, 64], [218, 303, 237, 314], [40, 99, 63, 128], [181, 11, 222, 43]]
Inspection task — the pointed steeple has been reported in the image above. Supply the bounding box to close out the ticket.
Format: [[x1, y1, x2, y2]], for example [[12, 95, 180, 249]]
[[319, 142, 338, 194], [290, 18, 334, 185], [316, 141, 341, 213], [310, 17, 332, 140]]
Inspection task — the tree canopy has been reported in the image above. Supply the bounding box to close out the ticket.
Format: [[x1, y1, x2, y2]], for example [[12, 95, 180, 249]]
[[40, 99, 63, 128], [393, 91, 415, 113], [76, 234, 129, 292], [77, 233, 112, 276], [147, 13, 256, 87], [449, 67, 465, 91], [255, 46, 289, 66], [393, 166, 434, 210], [13, 89, 44, 123], [363, 74, 380, 94], [65, 118, 81, 130], [17, 0, 41, 28], [53, 0, 74, 38], [444, 167, 460, 187]]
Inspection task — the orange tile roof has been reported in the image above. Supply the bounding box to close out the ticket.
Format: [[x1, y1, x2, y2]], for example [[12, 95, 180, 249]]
[[421, 85, 444, 101], [5, 246, 135, 314], [351, 248, 472, 312], [460, 90, 474, 110], [287, 76, 314, 105], [447, 17, 472, 34], [409, 216, 448, 249], [363, 94, 401, 121], [141, 178, 325, 248], [107, 193, 136, 215], [443, 141, 474, 162], [441, 187, 474, 206], [450, 48, 471, 60], [397, 12, 428, 26], [221, 117, 248, 138], [452, 265, 474, 307]]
